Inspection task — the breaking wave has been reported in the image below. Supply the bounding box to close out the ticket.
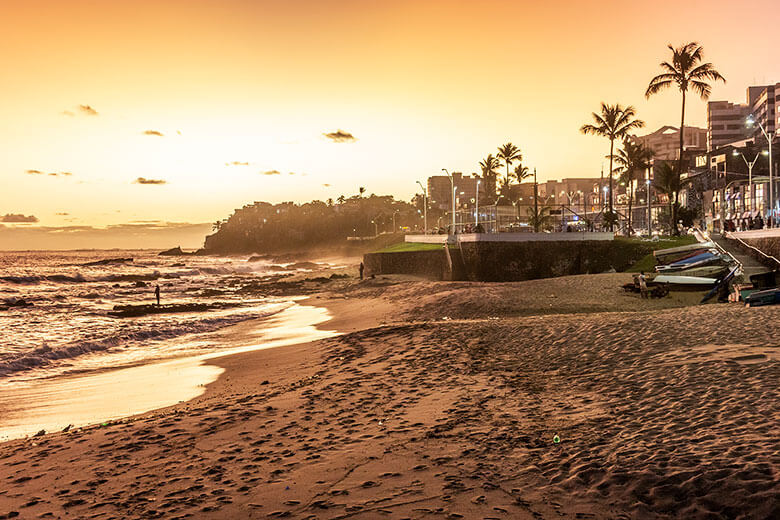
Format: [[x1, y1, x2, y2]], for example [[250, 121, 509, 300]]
[[0, 305, 288, 377]]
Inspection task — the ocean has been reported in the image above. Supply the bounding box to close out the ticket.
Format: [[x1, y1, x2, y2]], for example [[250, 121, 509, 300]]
[[0, 250, 341, 439]]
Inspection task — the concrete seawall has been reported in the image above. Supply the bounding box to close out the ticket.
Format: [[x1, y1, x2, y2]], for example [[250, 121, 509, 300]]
[[363, 249, 466, 280], [364, 240, 653, 282]]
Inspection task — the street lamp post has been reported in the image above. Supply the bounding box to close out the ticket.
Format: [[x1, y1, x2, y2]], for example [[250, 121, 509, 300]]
[[733, 149, 767, 214], [416, 181, 428, 234], [646, 179, 651, 236], [748, 114, 775, 226], [475, 179, 481, 230], [442, 168, 456, 235]]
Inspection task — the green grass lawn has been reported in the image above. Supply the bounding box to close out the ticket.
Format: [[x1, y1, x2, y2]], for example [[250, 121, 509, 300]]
[[375, 242, 449, 253], [621, 235, 699, 272]]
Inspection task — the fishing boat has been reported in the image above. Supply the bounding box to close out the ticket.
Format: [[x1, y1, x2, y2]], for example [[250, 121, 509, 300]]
[[655, 252, 729, 272], [653, 241, 715, 264], [654, 274, 718, 287]]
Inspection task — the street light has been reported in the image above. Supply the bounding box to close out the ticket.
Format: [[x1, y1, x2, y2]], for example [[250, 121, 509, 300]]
[[475, 178, 481, 230], [442, 168, 456, 235], [646, 179, 651, 236], [733, 148, 768, 214], [747, 114, 776, 225], [416, 180, 428, 234]]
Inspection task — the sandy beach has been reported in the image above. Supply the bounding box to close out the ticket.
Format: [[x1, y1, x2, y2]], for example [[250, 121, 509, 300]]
[[0, 273, 778, 519]]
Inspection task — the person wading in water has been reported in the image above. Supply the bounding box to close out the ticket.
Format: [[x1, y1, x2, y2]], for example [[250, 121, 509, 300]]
[[155, 284, 161, 306]]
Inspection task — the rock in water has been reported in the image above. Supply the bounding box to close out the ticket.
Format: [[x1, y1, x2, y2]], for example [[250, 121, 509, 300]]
[[159, 246, 186, 256]]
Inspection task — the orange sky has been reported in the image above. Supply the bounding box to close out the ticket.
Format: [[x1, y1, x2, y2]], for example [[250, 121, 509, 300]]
[[1, 0, 778, 248]]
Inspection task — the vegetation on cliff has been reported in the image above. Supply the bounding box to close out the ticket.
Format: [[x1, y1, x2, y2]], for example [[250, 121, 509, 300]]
[[203, 194, 424, 254]]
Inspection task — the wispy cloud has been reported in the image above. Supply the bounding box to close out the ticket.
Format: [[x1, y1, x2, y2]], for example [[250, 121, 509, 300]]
[[2, 214, 38, 223], [322, 183, 331, 187], [262, 170, 281, 175], [25, 169, 72, 177], [62, 110, 75, 117], [78, 104, 98, 116], [55, 212, 70, 216], [323, 129, 356, 143], [0, 222, 212, 250], [226, 161, 249, 166], [143, 130, 164, 137], [134, 177, 167, 185]]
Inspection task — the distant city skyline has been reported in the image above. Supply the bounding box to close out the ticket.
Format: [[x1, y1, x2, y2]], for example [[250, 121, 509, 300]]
[[2, 0, 780, 248]]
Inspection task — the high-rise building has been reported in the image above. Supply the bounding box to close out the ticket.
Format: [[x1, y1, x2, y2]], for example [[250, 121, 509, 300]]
[[632, 125, 708, 161], [427, 172, 483, 210], [708, 83, 780, 151], [707, 101, 751, 150]]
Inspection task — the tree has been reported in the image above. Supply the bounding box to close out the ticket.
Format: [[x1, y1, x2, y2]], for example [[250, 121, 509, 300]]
[[479, 154, 502, 204], [646, 42, 725, 234], [653, 162, 682, 234], [581, 103, 645, 230], [337, 195, 345, 205], [497, 142, 522, 196], [359, 187, 366, 198], [614, 139, 654, 234], [526, 205, 554, 232]]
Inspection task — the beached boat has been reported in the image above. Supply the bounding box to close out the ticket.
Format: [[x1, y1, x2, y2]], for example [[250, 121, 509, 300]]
[[745, 288, 780, 307], [655, 252, 729, 272], [654, 274, 718, 286], [653, 241, 715, 263], [666, 265, 730, 278]]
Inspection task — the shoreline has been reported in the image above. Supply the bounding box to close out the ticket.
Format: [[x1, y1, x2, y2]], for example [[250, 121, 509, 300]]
[[0, 297, 343, 441]]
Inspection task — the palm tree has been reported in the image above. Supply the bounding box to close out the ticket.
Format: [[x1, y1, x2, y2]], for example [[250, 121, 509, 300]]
[[614, 139, 654, 234], [527, 205, 554, 232], [479, 154, 502, 204], [654, 162, 682, 234], [497, 142, 523, 196], [337, 195, 345, 205], [646, 42, 725, 234], [581, 103, 645, 230], [358, 187, 366, 198]]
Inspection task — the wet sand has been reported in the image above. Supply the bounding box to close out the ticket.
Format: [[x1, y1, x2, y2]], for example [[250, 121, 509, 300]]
[[0, 273, 778, 519]]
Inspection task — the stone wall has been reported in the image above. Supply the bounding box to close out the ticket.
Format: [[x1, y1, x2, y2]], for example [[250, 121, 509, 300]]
[[364, 240, 653, 282], [459, 240, 651, 282], [363, 249, 452, 280]]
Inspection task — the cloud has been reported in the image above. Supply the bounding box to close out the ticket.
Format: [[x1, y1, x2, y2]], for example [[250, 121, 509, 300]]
[[0, 221, 212, 250], [78, 105, 98, 116], [143, 130, 164, 136], [2, 214, 38, 223], [289, 172, 296, 175], [226, 161, 249, 166], [25, 169, 72, 177], [55, 212, 69, 216], [62, 110, 75, 117], [262, 170, 281, 175], [322, 183, 331, 187], [323, 129, 356, 143], [134, 177, 167, 185]]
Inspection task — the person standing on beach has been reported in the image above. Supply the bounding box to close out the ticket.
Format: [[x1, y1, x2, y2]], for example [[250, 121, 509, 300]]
[[359, 262, 364, 280], [638, 272, 648, 299], [154, 284, 161, 306]]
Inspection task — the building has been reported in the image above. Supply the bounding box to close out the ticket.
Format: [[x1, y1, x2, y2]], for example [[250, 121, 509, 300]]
[[632, 125, 708, 161], [427, 172, 484, 211], [708, 83, 780, 151], [708, 101, 751, 150]]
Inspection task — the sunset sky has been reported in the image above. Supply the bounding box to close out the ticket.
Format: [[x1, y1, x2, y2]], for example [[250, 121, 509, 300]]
[[2, 0, 779, 248]]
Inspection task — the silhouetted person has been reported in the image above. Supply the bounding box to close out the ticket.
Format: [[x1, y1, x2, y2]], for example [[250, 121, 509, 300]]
[[155, 284, 161, 306], [359, 262, 364, 280]]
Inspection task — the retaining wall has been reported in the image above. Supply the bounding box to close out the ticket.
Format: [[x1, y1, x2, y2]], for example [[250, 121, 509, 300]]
[[364, 240, 652, 282]]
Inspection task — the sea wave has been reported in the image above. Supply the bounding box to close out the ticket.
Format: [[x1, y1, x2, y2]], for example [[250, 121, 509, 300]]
[[0, 304, 288, 377]]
